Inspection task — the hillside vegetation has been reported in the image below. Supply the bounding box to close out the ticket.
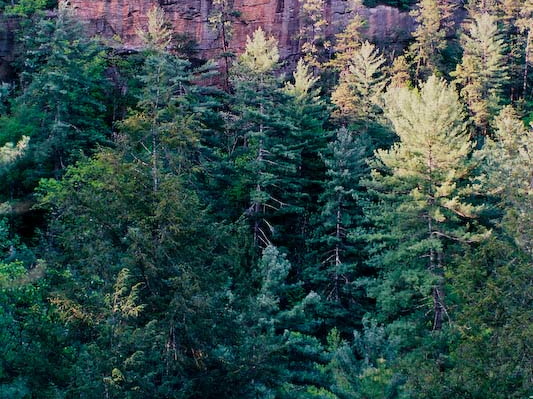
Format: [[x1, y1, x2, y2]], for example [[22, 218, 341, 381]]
[[0, 0, 531, 398]]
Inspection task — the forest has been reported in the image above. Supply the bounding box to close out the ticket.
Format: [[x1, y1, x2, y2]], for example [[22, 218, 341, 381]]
[[0, 0, 531, 397]]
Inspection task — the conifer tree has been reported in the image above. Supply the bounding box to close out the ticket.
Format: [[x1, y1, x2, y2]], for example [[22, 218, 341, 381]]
[[442, 106, 532, 399], [5, 3, 109, 177], [329, 0, 366, 72], [364, 76, 486, 336], [0, 222, 60, 397], [208, 0, 241, 90], [331, 41, 387, 125], [298, 0, 330, 68], [229, 28, 284, 247], [306, 127, 370, 334], [389, 55, 412, 88], [123, 6, 212, 191], [38, 150, 244, 397], [518, 0, 533, 97], [479, 105, 532, 252], [409, 0, 447, 78], [137, 5, 172, 51], [230, 30, 326, 251], [277, 59, 328, 259], [310, 128, 367, 299], [452, 13, 508, 134]]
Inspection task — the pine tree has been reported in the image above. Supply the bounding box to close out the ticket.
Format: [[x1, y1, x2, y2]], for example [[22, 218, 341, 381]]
[[298, 0, 330, 68], [408, 0, 447, 78], [331, 41, 387, 125], [6, 3, 109, 176], [274, 59, 328, 261], [121, 6, 211, 191], [229, 28, 282, 247], [518, 0, 533, 98], [441, 110, 532, 399], [0, 211, 64, 397], [137, 5, 172, 51], [364, 76, 487, 337], [208, 0, 241, 90], [230, 29, 313, 248], [389, 55, 412, 88], [479, 105, 532, 252], [329, 0, 366, 72], [307, 127, 369, 331], [452, 12, 508, 134], [237, 27, 280, 73], [38, 151, 246, 398]]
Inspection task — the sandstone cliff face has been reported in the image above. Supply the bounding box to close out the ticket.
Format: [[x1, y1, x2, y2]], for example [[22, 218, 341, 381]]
[[68, 0, 414, 61]]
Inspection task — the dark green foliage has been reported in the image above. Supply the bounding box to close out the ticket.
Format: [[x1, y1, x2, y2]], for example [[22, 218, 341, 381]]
[[37, 151, 250, 398], [228, 31, 328, 254], [2, 0, 55, 16], [446, 236, 532, 399], [305, 127, 371, 334], [0, 5, 110, 195], [0, 2, 531, 398]]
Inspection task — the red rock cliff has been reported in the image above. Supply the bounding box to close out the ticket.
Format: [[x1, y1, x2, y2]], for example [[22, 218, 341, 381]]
[[67, 0, 414, 60]]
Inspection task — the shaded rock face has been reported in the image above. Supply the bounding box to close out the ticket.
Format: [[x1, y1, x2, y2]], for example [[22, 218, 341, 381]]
[[0, 16, 18, 81], [68, 0, 414, 60]]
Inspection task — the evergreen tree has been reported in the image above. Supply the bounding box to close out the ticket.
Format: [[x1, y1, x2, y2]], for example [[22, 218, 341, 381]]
[[229, 30, 327, 252], [298, 0, 330, 69], [4, 3, 109, 178], [3, 0, 52, 16], [445, 235, 532, 399], [452, 12, 508, 134], [208, 0, 241, 90], [389, 55, 412, 88], [409, 0, 446, 77], [123, 6, 213, 190], [441, 107, 532, 399], [329, 0, 365, 72], [331, 41, 387, 125], [518, 0, 533, 99], [363, 75, 486, 346], [272, 60, 329, 263], [324, 320, 399, 399], [38, 151, 244, 398], [229, 27, 284, 247], [306, 127, 369, 333], [479, 105, 532, 252], [0, 214, 65, 397]]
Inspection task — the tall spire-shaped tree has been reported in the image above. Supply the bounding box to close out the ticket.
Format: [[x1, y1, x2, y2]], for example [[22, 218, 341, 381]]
[[364, 76, 487, 334], [452, 13, 508, 134], [480, 105, 533, 252], [307, 127, 368, 325], [208, 0, 241, 90], [230, 28, 285, 247], [331, 41, 387, 125], [329, 0, 366, 72], [408, 0, 447, 78], [298, 0, 330, 69], [278, 59, 328, 259], [121, 6, 216, 193], [518, 0, 533, 98]]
